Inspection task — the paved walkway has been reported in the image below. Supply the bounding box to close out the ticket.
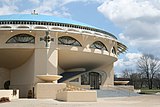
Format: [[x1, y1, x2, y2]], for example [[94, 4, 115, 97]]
[[97, 89, 139, 98], [0, 95, 160, 107]]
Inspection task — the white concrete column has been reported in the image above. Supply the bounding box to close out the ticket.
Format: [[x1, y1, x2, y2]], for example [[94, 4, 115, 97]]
[[103, 64, 114, 86], [34, 48, 49, 75], [34, 31, 58, 82], [101, 63, 114, 87], [47, 48, 58, 75]]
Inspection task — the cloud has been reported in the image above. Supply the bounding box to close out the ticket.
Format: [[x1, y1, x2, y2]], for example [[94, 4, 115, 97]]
[[98, 0, 160, 56], [125, 53, 142, 60], [114, 53, 142, 72], [28, 0, 40, 4], [98, 0, 160, 25], [62, 0, 106, 5], [28, 0, 105, 17], [0, 5, 17, 15], [0, 0, 105, 17], [0, 0, 71, 17], [0, 0, 19, 15], [26, 0, 72, 17]]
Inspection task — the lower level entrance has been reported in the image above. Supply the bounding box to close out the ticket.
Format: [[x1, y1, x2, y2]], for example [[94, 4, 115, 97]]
[[89, 72, 100, 89]]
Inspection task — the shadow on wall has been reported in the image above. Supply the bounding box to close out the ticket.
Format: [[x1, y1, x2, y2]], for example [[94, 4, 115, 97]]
[[0, 68, 10, 89]]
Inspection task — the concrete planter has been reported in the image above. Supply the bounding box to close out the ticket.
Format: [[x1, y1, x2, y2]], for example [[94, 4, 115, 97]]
[[36, 75, 62, 82], [56, 90, 97, 102], [35, 83, 66, 99], [114, 81, 129, 85], [0, 90, 19, 100]]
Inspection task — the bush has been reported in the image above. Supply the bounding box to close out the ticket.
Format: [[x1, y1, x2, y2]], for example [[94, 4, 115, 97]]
[[0, 97, 10, 103]]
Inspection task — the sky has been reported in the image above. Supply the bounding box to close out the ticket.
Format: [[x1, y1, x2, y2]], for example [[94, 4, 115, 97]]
[[0, 0, 160, 76]]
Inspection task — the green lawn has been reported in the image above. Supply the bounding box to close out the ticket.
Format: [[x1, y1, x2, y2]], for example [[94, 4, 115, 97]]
[[140, 89, 160, 94]]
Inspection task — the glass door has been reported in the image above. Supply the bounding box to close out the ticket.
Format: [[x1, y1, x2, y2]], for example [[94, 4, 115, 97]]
[[89, 72, 100, 89]]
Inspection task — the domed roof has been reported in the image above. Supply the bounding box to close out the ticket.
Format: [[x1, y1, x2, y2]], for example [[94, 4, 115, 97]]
[[0, 14, 96, 29], [0, 14, 127, 53], [0, 14, 117, 39]]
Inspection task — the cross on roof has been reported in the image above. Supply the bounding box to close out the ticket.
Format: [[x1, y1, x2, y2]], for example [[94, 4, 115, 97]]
[[31, 10, 38, 15]]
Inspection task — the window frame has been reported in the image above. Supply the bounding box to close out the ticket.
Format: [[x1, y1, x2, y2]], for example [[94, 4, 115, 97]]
[[6, 33, 35, 44], [90, 41, 108, 51], [58, 36, 82, 47]]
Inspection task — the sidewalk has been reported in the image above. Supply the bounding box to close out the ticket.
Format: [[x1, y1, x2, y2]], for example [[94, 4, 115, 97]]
[[0, 95, 160, 107]]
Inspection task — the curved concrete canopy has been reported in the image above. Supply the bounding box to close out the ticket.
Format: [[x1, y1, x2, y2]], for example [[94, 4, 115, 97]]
[[58, 50, 117, 71], [0, 49, 34, 69]]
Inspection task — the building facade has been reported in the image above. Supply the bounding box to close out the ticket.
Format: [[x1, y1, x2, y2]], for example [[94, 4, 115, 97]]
[[0, 14, 126, 97]]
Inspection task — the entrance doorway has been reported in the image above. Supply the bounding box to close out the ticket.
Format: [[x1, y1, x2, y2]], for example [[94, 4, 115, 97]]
[[89, 72, 100, 89]]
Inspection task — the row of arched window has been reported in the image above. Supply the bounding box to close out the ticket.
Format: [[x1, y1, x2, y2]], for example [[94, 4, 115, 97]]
[[6, 33, 117, 54], [58, 36, 116, 54], [6, 34, 35, 43]]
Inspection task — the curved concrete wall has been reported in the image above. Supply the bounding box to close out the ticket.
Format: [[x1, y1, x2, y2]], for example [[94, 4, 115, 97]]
[[0, 29, 119, 97]]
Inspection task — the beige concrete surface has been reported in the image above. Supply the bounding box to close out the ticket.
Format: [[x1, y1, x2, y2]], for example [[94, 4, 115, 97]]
[[0, 90, 19, 100], [56, 91, 97, 102], [0, 95, 160, 107], [36, 75, 62, 82], [35, 83, 66, 99]]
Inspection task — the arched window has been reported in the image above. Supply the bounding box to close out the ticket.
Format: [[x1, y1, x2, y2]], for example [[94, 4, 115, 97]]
[[58, 36, 82, 46], [6, 33, 35, 43], [112, 47, 116, 54], [90, 41, 108, 51]]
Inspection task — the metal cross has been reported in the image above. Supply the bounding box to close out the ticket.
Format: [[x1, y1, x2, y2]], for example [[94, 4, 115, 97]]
[[40, 31, 54, 48], [31, 10, 38, 15]]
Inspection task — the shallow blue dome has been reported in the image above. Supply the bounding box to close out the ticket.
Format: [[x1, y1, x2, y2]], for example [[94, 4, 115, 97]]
[[0, 14, 97, 28], [0, 14, 117, 39]]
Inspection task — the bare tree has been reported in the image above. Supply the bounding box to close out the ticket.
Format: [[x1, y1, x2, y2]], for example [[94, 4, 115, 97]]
[[137, 54, 160, 89], [154, 73, 160, 89], [121, 68, 133, 78], [114, 74, 118, 79]]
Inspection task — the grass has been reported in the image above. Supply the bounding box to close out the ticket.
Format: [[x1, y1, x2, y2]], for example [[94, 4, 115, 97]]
[[140, 88, 160, 94]]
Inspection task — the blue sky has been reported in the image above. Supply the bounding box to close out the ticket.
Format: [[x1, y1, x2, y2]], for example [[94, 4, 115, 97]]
[[0, 0, 159, 76]]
